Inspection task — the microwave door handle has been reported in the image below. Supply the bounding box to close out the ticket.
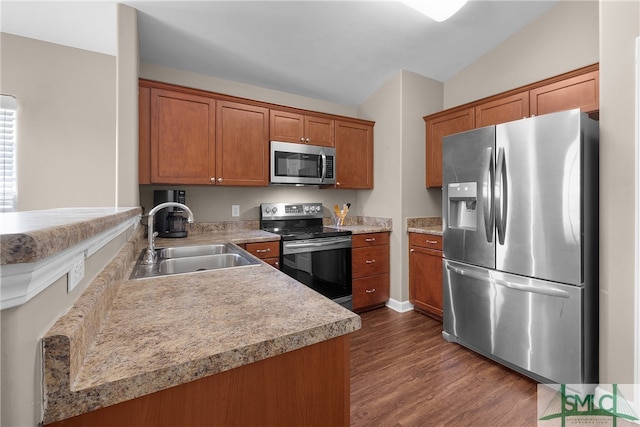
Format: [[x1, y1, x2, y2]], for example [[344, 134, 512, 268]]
[[320, 153, 327, 183]]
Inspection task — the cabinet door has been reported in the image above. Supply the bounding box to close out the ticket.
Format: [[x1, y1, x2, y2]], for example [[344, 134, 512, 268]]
[[150, 88, 216, 185], [475, 91, 530, 127], [529, 70, 599, 116], [409, 245, 443, 320], [269, 110, 304, 144], [335, 121, 374, 189], [425, 107, 474, 188], [216, 101, 269, 186], [304, 115, 334, 147]]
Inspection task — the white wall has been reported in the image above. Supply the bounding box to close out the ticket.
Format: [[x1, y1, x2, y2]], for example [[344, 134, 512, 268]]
[[0, 33, 117, 210], [445, 0, 599, 108], [358, 69, 443, 303], [599, 0, 639, 385]]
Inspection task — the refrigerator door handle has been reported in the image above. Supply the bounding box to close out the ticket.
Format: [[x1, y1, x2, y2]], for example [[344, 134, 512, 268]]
[[495, 147, 507, 245], [482, 147, 495, 243], [446, 264, 570, 298]]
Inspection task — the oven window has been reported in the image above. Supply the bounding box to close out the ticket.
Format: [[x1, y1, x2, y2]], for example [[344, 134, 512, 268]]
[[281, 247, 352, 299]]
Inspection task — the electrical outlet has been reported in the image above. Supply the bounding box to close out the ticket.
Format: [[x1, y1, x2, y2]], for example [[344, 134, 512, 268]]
[[68, 256, 85, 292], [232, 205, 240, 217]]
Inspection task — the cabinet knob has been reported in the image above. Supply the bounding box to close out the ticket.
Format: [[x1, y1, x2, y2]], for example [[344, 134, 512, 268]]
[[365, 288, 376, 293], [210, 177, 216, 183], [336, 182, 341, 186], [410, 248, 415, 253], [300, 137, 305, 142], [218, 177, 223, 182], [305, 138, 310, 143]]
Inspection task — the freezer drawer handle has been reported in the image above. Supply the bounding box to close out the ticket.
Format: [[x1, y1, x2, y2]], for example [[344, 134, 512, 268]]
[[446, 264, 570, 298]]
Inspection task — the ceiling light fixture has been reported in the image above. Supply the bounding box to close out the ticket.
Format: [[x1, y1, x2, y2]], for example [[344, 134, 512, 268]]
[[398, 0, 469, 22]]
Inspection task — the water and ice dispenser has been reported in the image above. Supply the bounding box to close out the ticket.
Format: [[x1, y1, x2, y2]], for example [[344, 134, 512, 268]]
[[447, 182, 477, 231]]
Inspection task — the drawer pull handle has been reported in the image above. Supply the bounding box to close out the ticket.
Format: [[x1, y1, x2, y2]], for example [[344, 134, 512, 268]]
[[365, 288, 376, 293], [365, 259, 376, 264], [256, 248, 271, 253], [365, 238, 376, 242], [426, 240, 438, 244], [410, 248, 415, 253]]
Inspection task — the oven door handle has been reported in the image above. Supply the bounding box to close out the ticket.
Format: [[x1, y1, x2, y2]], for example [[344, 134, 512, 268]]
[[282, 237, 352, 254]]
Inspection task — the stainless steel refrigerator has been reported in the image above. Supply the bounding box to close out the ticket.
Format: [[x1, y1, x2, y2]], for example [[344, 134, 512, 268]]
[[442, 109, 599, 384]]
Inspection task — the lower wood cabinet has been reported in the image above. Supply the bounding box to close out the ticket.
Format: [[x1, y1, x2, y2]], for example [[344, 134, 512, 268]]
[[244, 241, 280, 269], [352, 232, 390, 312], [409, 233, 443, 321], [46, 336, 350, 427]]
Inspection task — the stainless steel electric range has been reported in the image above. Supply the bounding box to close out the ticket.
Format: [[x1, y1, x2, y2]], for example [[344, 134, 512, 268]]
[[260, 202, 353, 310]]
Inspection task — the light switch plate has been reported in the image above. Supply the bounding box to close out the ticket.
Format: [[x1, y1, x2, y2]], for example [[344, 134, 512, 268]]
[[232, 205, 240, 217]]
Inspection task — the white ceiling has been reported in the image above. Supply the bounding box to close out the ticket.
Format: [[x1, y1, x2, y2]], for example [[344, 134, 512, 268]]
[[1, 0, 559, 106]]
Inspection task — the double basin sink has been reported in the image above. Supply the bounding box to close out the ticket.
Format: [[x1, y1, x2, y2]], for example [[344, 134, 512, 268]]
[[130, 242, 262, 280]]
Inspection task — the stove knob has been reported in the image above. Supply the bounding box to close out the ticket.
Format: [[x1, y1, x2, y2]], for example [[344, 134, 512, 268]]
[[264, 207, 270, 214], [304, 205, 310, 213], [271, 207, 278, 214]]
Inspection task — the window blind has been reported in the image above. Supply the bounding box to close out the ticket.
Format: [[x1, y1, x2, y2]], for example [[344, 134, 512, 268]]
[[1, 95, 17, 212]]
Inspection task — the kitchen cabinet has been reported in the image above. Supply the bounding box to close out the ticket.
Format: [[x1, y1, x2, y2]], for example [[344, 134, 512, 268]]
[[245, 240, 280, 269], [269, 109, 335, 147], [425, 107, 475, 188], [475, 91, 529, 128], [409, 233, 443, 321], [150, 88, 216, 185], [46, 336, 350, 427], [352, 232, 390, 312], [140, 79, 375, 188], [215, 100, 269, 186], [529, 69, 599, 116], [424, 64, 599, 189], [334, 120, 374, 189]]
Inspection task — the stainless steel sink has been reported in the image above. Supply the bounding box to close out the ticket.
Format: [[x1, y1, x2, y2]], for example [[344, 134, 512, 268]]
[[159, 253, 254, 274], [130, 243, 261, 280], [158, 244, 231, 259]]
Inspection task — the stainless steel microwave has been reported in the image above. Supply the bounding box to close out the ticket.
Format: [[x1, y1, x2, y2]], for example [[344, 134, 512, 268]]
[[270, 141, 336, 185]]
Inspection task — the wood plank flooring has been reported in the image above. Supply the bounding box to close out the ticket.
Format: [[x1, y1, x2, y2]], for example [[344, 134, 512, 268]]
[[350, 308, 538, 427]]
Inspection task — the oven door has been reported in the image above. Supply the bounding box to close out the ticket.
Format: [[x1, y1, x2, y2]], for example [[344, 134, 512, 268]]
[[270, 141, 336, 185], [281, 236, 352, 309]]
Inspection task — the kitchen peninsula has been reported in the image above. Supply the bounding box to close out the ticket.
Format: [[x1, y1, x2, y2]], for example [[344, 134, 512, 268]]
[[3, 208, 361, 426]]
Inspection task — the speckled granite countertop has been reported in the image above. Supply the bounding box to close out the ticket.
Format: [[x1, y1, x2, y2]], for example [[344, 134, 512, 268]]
[[43, 226, 361, 424], [324, 215, 392, 234], [406, 217, 443, 236], [0, 207, 142, 264]]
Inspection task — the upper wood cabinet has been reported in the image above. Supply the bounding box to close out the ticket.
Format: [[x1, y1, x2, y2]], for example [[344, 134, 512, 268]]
[[334, 120, 374, 189], [475, 91, 529, 128], [150, 88, 216, 185], [269, 109, 335, 147], [425, 107, 474, 188], [139, 79, 374, 187], [423, 64, 599, 189], [529, 69, 599, 116], [215, 100, 269, 186]]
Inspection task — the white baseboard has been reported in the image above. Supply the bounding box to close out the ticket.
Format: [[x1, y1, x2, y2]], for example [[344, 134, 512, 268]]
[[385, 298, 414, 313]]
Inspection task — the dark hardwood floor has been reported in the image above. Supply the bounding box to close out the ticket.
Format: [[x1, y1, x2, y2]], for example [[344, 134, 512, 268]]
[[350, 308, 538, 427]]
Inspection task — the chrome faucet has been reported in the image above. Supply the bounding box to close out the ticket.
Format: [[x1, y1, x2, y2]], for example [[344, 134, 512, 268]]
[[142, 202, 195, 265]]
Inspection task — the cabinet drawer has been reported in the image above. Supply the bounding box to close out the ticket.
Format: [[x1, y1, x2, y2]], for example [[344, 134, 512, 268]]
[[245, 241, 280, 259], [352, 232, 390, 248], [353, 274, 390, 311], [352, 246, 389, 278], [409, 233, 442, 251]]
